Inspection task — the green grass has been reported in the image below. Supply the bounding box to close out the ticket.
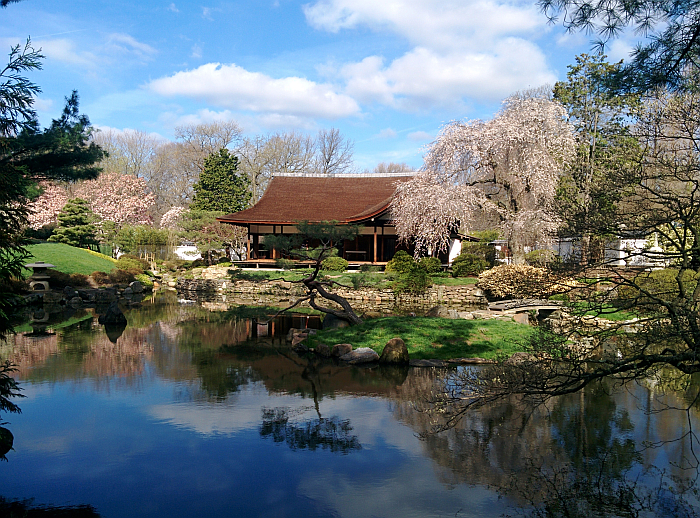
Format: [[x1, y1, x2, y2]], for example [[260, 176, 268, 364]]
[[306, 316, 531, 360], [25, 243, 117, 276], [430, 276, 479, 286]]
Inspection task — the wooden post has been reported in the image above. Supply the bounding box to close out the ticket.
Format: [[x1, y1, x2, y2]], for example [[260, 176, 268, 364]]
[[373, 225, 378, 263]]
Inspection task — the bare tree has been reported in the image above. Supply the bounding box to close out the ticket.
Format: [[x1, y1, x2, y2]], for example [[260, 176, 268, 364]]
[[374, 162, 413, 174], [313, 128, 354, 175], [174, 121, 244, 172], [392, 92, 576, 262]]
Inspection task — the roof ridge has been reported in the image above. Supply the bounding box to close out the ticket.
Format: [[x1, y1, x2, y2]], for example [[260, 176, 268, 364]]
[[274, 172, 416, 178]]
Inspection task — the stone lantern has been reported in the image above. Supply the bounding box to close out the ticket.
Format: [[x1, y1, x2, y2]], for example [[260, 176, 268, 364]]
[[24, 261, 56, 291]]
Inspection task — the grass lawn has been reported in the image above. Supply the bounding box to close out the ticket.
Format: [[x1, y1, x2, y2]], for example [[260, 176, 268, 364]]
[[431, 276, 479, 286], [25, 243, 116, 276], [306, 316, 531, 360]]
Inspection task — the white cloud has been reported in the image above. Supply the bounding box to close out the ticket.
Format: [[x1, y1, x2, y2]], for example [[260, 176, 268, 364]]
[[606, 38, 635, 63], [148, 62, 361, 118], [33, 96, 55, 113], [191, 43, 202, 59], [407, 130, 433, 141], [304, 0, 556, 108], [202, 7, 213, 20], [303, 0, 544, 50], [377, 128, 397, 139], [168, 3, 179, 13], [33, 38, 97, 67], [106, 33, 158, 59], [342, 41, 556, 108]]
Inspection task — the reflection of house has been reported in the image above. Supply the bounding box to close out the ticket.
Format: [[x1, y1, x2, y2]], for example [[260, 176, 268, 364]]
[[217, 173, 414, 265]]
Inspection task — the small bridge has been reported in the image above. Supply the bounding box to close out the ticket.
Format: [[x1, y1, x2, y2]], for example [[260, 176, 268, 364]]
[[488, 299, 564, 321]]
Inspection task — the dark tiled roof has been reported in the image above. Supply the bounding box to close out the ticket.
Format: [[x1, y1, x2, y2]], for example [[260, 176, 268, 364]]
[[218, 175, 413, 225]]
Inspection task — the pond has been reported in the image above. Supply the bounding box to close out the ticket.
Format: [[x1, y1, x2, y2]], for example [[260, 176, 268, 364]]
[[0, 292, 698, 517]]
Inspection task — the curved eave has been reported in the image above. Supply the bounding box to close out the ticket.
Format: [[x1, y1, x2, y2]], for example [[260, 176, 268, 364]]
[[217, 206, 392, 226]]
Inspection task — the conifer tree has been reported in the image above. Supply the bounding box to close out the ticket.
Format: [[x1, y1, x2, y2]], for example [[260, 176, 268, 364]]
[[48, 198, 99, 249], [191, 149, 251, 213]]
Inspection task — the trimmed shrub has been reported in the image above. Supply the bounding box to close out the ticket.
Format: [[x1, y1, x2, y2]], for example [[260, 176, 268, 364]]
[[385, 250, 415, 274], [322, 256, 348, 272], [275, 258, 295, 270], [452, 253, 489, 277], [46, 270, 90, 289], [115, 255, 147, 272], [134, 273, 154, 289], [360, 264, 381, 273], [392, 263, 432, 294], [525, 249, 557, 267], [109, 269, 138, 285], [460, 242, 497, 267], [477, 264, 579, 300], [91, 271, 111, 285], [418, 256, 442, 274]]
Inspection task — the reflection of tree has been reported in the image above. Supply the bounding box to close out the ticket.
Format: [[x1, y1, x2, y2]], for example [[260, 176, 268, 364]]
[[392, 369, 697, 516], [260, 407, 361, 454], [0, 496, 100, 517]]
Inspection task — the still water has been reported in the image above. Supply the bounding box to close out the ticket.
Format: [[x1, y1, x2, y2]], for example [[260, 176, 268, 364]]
[[1, 293, 699, 517]]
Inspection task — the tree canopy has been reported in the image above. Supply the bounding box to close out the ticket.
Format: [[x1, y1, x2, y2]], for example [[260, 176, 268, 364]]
[[392, 92, 575, 263], [190, 148, 251, 213], [540, 0, 700, 91]]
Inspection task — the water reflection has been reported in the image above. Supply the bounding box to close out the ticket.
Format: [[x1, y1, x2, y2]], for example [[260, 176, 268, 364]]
[[0, 298, 698, 517]]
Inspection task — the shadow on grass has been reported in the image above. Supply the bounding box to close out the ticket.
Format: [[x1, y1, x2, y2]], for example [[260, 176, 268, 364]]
[[307, 317, 531, 360]]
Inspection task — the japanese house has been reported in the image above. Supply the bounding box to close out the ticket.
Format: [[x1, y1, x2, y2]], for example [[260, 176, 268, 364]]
[[217, 173, 414, 266]]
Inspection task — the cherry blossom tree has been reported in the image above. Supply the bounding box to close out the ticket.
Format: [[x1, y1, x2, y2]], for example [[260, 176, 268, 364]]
[[392, 92, 576, 263], [159, 206, 187, 230], [26, 181, 68, 230], [73, 171, 155, 227]]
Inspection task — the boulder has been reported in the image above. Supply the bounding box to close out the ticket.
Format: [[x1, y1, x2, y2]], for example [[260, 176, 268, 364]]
[[504, 352, 537, 365], [379, 337, 410, 365], [331, 343, 353, 357], [129, 280, 144, 294], [512, 312, 530, 325], [94, 288, 118, 303], [63, 285, 78, 299], [340, 347, 379, 364], [322, 313, 350, 330], [426, 305, 450, 318], [123, 287, 133, 298], [68, 296, 83, 309], [98, 301, 127, 325], [292, 341, 309, 354], [315, 343, 331, 357], [291, 332, 309, 347]]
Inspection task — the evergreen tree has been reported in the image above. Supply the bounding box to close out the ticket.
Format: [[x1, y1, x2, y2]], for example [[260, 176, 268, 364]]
[[48, 198, 99, 249], [553, 54, 641, 264], [191, 148, 251, 213]]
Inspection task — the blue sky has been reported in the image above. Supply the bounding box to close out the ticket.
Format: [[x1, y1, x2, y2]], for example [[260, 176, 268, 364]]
[[2, 0, 636, 170]]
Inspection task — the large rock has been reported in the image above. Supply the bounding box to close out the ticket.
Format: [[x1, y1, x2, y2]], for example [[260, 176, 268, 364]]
[[426, 305, 450, 318], [340, 347, 379, 364], [379, 337, 410, 365], [314, 343, 331, 357], [98, 301, 127, 325], [129, 280, 144, 294], [322, 313, 351, 330], [331, 343, 353, 357]]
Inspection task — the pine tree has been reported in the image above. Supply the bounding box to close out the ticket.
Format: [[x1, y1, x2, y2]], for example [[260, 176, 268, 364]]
[[191, 148, 251, 213], [48, 198, 99, 249]]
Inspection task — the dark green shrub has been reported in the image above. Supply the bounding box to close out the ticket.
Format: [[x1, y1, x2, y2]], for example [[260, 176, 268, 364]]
[[525, 249, 557, 267], [46, 270, 91, 288], [360, 264, 381, 273], [322, 256, 348, 271], [115, 254, 148, 272], [392, 263, 432, 294], [109, 269, 138, 285], [25, 223, 56, 241], [386, 250, 415, 274], [418, 256, 442, 274], [616, 268, 699, 311], [460, 242, 497, 267], [275, 258, 295, 270], [452, 253, 489, 277]]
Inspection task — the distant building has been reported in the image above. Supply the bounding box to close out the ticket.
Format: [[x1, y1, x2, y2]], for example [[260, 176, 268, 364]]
[[217, 173, 414, 265]]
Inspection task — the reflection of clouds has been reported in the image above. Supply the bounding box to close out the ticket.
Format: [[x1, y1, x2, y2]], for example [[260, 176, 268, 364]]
[[299, 465, 506, 518]]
